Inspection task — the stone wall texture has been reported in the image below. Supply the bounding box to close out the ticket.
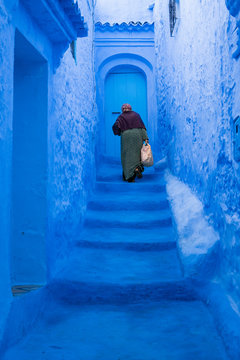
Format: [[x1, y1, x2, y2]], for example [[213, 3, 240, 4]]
[[48, 0, 97, 275], [154, 0, 240, 302]]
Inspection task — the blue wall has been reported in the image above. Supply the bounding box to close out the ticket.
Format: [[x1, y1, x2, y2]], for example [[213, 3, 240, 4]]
[[0, 0, 97, 344], [154, 0, 240, 287], [11, 30, 48, 285], [154, 0, 240, 355], [0, 0, 15, 343], [48, 2, 97, 276]]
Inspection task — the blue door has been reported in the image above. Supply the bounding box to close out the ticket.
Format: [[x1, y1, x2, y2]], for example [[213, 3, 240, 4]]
[[104, 68, 147, 157]]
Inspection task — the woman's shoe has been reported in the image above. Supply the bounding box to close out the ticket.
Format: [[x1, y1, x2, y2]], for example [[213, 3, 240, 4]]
[[135, 167, 143, 179], [127, 174, 136, 182]]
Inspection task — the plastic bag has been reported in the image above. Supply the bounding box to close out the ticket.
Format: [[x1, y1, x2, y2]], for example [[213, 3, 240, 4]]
[[141, 143, 154, 167]]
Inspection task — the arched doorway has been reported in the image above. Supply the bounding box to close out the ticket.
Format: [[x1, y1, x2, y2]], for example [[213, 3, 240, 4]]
[[104, 66, 148, 157]]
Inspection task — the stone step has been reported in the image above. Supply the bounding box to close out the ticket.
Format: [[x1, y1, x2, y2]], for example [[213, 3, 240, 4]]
[[75, 239, 176, 252], [87, 192, 169, 211], [95, 181, 166, 194], [50, 279, 195, 304], [88, 190, 168, 203], [96, 169, 164, 183], [76, 227, 176, 245], [84, 209, 172, 229], [53, 247, 183, 288], [49, 248, 191, 304]]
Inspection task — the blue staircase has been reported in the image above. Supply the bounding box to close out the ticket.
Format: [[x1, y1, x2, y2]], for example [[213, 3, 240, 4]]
[[3, 159, 228, 359]]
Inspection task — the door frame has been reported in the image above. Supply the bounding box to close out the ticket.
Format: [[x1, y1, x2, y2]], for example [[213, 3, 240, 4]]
[[96, 54, 157, 161], [104, 65, 148, 157]]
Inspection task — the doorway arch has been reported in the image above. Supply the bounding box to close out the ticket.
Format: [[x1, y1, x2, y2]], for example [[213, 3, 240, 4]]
[[96, 53, 157, 162], [104, 65, 148, 157]]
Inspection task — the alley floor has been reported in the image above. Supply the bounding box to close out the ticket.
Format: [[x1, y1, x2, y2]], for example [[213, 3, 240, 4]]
[[3, 159, 228, 359]]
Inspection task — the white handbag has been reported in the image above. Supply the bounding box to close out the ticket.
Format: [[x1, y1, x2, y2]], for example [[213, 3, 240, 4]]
[[141, 143, 154, 167]]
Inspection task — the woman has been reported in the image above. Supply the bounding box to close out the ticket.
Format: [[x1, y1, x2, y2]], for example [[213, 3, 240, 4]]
[[112, 103, 148, 182]]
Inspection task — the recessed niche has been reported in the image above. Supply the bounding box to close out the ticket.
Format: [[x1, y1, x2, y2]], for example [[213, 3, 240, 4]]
[[12, 30, 48, 285]]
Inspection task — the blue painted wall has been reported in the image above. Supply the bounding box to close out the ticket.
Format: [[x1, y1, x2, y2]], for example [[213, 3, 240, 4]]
[[11, 30, 48, 285], [48, 1, 97, 276], [0, 0, 15, 343], [154, 0, 240, 285], [153, 0, 240, 356], [0, 0, 97, 343]]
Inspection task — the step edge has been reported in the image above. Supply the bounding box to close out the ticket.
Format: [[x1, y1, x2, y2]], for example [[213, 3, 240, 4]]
[[74, 240, 177, 252]]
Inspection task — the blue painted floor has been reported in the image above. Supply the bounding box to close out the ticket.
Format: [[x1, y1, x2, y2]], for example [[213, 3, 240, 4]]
[[3, 159, 228, 359]]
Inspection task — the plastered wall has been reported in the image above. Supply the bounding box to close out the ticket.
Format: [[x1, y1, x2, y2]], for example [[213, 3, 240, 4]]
[[48, 0, 97, 275], [0, 0, 15, 342], [0, 0, 97, 341], [154, 0, 240, 300]]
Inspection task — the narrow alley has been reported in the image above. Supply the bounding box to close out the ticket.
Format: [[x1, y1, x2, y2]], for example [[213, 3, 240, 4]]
[[0, 0, 240, 359]]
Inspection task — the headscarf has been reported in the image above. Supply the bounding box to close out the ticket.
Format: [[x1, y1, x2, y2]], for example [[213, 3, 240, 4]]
[[121, 103, 132, 112]]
